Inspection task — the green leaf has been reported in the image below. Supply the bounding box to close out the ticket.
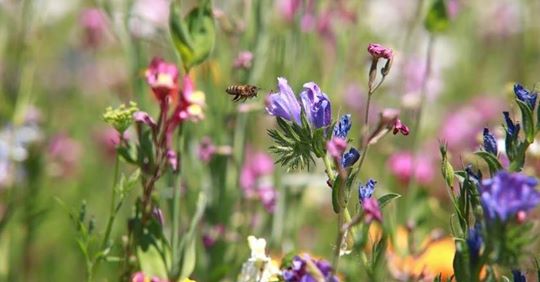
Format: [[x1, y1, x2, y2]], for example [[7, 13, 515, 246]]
[[452, 240, 471, 282], [424, 0, 449, 33], [474, 151, 502, 176], [170, 3, 215, 71], [377, 193, 401, 209], [116, 143, 138, 164], [134, 220, 171, 280], [311, 128, 326, 158], [516, 99, 535, 143]]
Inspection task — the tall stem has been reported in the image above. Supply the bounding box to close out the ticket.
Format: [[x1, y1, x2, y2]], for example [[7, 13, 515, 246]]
[[171, 125, 184, 264], [100, 153, 121, 251]]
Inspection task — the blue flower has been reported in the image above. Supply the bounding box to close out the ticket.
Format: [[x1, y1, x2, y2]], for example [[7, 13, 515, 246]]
[[341, 147, 360, 168], [300, 82, 332, 128], [514, 83, 537, 109], [282, 255, 339, 282], [481, 171, 540, 221], [333, 114, 352, 139], [503, 111, 520, 140], [512, 270, 526, 282], [266, 77, 302, 124], [359, 179, 377, 201], [483, 128, 498, 155], [466, 224, 482, 264]]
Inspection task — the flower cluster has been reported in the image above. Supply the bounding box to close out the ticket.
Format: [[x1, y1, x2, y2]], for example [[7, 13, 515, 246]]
[[281, 255, 339, 282], [358, 179, 382, 223], [327, 114, 360, 168], [480, 171, 540, 221]]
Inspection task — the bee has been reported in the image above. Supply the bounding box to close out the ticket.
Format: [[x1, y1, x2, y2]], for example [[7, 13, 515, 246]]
[[225, 84, 260, 102]]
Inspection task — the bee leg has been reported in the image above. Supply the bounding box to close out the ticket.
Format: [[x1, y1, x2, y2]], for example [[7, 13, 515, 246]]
[[233, 95, 239, 101]]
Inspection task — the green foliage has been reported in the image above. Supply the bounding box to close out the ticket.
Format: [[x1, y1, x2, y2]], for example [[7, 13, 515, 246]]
[[424, 0, 449, 33], [170, 2, 216, 71]]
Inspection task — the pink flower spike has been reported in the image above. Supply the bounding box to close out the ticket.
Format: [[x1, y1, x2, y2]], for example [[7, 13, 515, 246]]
[[362, 197, 382, 223], [327, 137, 347, 159], [145, 57, 179, 102], [367, 43, 393, 60], [393, 119, 410, 135]]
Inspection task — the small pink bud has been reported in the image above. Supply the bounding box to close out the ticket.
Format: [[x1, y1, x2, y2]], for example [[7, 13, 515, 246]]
[[327, 137, 347, 158], [367, 43, 393, 60], [516, 210, 527, 223]]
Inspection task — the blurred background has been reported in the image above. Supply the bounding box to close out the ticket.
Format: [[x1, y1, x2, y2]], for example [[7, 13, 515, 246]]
[[1, 0, 540, 280]]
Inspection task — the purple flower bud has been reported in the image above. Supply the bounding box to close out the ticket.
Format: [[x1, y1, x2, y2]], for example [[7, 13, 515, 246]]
[[367, 43, 393, 60], [341, 147, 360, 168], [133, 111, 157, 128], [481, 171, 540, 222], [514, 83, 537, 109], [512, 270, 526, 282], [359, 179, 377, 201], [503, 111, 520, 140], [466, 224, 482, 264], [300, 82, 332, 128], [333, 114, 352, 139], [152, 207, 164, 225], [266, 77, 302, 124], [483, 128, 498, 155], [197, 137, 216, 163]]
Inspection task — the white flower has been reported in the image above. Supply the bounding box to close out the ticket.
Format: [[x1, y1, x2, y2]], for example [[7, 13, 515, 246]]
[[237, 236, 280, 282]]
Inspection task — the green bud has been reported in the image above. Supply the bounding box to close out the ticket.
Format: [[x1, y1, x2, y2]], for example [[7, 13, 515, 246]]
[[440, 143, 455, 188], [103, 101, 138, 133]]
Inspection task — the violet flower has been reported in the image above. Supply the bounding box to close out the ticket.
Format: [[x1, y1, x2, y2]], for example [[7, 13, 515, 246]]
[[300, 82, 332, 128], [483, 128, 498, 155], [282, 255, 339, 282], [480, 171, 540, 222], [514, 83, 537, 109], [333, 114, 352, 139], [341, 148, 360, 168], [265, 77, 302, 124]]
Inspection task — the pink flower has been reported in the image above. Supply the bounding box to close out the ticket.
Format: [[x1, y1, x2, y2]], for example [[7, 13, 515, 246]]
[[326, 137, 347, 159], [197, 137, 216, 163], [145, 57, 179, 102], [258, 185, 277, 213], [277, 0, 302, 22], [362, 197, 382, 223], [173, 75, 205, 122], [387, 151, 434, 185], [48, 134, 82, 178], [93, 127, 123, 161], [240, 148, 276, 212], [393, 119, 410, 136], [367, 43, 393, 60], [233, 51, 253, 69], [80, 8, 107, 48]]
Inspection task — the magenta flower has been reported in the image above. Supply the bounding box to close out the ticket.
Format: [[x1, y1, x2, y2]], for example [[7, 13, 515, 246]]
[[277, 0, 302, 22], [387, 151, 434, 185], [258, 185, 277, 213], [145, 57, 179, 102], [326, 137, 347, 159], [240, 149, 274, 197], [265, 77, 302, 124], [80, 8, 107, 48], [367, 43, 393, 60], [48, 134, 82, 178], [392, 119, 410, 136], [197, 137, 216, 163], [233, 51, 253, 69], [362, 197, 382, 223]]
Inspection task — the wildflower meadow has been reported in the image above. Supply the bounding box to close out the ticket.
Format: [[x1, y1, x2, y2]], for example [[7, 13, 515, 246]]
[[3, 0, 540, 281]]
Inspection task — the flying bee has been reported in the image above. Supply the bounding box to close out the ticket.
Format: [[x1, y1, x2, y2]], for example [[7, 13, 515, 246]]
[[225, 84, 260, 102]]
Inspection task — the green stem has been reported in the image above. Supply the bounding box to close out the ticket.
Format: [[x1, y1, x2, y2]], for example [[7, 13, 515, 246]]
[[171, 126, 184, 267], [100, 153, 121, 252]]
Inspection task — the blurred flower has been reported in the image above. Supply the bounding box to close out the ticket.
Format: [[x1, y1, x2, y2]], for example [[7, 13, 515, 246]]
[[440, 97, 504, 152], [512, 270, 526, 282], [202, 224, 225, 249], [133, 111, 157, 128], [326, 137, 347, 159], [481, 171, 540, 221], [341, 148, 360, 168], [94, 127, 122, 160], [367, 43, 393, 60], [129, 0, 169, 38], [165, 149, 177, 171], [145, 58, 179, 103], [238, 236, 280, 282], [276, 0, 302, 22], [79, 8, 107, 48], [281, 254, 339, 282], [333, 114, 352, 139], [362, 197, 382, 223], [300, 82, 331, 128], [402, 57, 443, 104], [479, 2, 520, 39], [240, 149, 276, 212], [266, 77, 302, 124], [514, 83, 537, 109], [233, 51, 253, 69], [359, 179, 377, 201], [197, 137, 216, 163], [483, 128, 498, 155], [387, 151, 434, 186], [47, 134, 82, 178], [467, 224, 483, 264]]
